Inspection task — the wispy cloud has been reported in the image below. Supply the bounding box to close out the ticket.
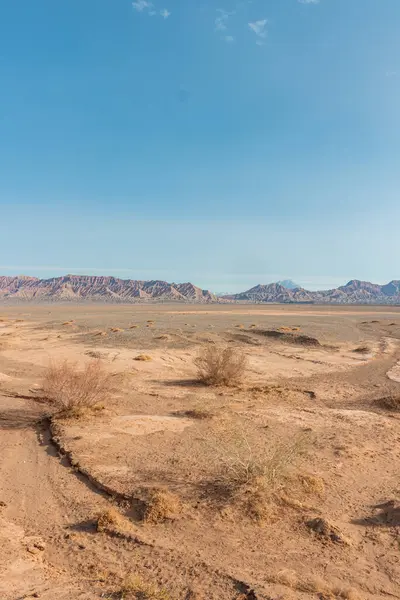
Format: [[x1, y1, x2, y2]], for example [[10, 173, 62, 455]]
[[224, 35, 235, 43], [132, 1, 170, 19], [215, 8, 235, 32], [248, 19, 268, 38], [298, 0, 320, 4], [132, 0, 152, 12]]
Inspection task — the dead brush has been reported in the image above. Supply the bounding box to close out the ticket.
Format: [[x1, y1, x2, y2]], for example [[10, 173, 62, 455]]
[[97, 507, 130, 534], [42, 359, 113, 418], [194, 344, 247, 386], [201, 419, 306, 521], [143, 488, 181, 524], [116, 574, 170, 600]]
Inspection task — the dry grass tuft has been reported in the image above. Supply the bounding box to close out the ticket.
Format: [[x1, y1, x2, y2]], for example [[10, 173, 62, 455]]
[[375, 391, 400, 411], [143, 489, 182, 524], [117, 574, 170, 599], [42, 359, 113, 418], [299, 473, 326, 497], [133, 354, 152, 362], [110, 327, 124, 333], [97, 507, 128, 534], [194, 345, 247, 386]]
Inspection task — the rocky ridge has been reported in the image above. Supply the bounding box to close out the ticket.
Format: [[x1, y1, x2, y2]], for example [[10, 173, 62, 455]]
[[0, 275, 217, 303], [1, 276, 400, 304], [224, 279, 400, 304]]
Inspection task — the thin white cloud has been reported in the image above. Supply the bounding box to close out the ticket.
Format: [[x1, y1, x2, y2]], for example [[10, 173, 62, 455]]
[[215, 8, 235, 32], [248, 19, 268, 38], [132, 0, 153, 12], [224, 35, 235, 43], [298, 0, 320, 4], [132, 1, 170, 19]]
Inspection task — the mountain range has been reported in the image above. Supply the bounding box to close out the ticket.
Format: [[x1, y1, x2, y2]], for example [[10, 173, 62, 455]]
[[0, 275, 400, 304], [0, 275, 216, 303], [224, 280, 400, 304]]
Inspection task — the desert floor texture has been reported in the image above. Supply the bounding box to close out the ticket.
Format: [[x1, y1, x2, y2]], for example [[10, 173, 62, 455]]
[[0, 303, 399, 600]]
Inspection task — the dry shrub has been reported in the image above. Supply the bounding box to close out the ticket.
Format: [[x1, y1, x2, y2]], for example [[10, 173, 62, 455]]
[[199, 419, 306, 521], [143, 489, 181, 524], [134, 354, 152, 362], [194, 345, 247, 386], [118, 574, 170, 600], [299, 473, 325, 497], [97, 507, 128, 534], [42, 359, 113, 417], [212, 423, 304, 491], [110, 327, 124, 333], [376, 392, 400, 411]]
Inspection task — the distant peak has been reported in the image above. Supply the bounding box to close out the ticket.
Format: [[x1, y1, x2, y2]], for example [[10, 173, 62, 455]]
[[276, 279, 300, 290]]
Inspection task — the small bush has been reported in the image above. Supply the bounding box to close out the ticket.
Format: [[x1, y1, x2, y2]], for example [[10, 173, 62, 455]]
[[194, 345, 247, 386], [42, 359, 113, 417], [143, 489, 181, 524], [118, 574, 170, 600], [97, 507, 127, 534], [203, 419, 305, 493]]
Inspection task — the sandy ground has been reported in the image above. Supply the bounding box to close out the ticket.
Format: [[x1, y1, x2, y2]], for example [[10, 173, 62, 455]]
[[0, 304, 400, 599]]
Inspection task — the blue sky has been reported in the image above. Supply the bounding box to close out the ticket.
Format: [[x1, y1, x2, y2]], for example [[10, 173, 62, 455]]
[[1, 0, 399, 292]]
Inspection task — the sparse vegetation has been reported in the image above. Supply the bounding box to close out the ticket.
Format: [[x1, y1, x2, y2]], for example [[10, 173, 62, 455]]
[[143, 489, 181, 524], [134, 354, 152, 361], [375, 392, 400, 411], [194, 345, 247, 386], [42, 359, 113, 417], [117, 574, 170, 600], [97, 507, 128, 534], [299, 473, 325, 497], [196, 419, 307, 522]]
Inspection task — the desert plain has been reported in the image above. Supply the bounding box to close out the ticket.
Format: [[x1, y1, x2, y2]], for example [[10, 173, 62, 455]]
[[0, 303, 399, 600]]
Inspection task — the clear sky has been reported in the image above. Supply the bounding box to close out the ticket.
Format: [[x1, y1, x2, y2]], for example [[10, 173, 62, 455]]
[[1, 0, 399, 292]]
